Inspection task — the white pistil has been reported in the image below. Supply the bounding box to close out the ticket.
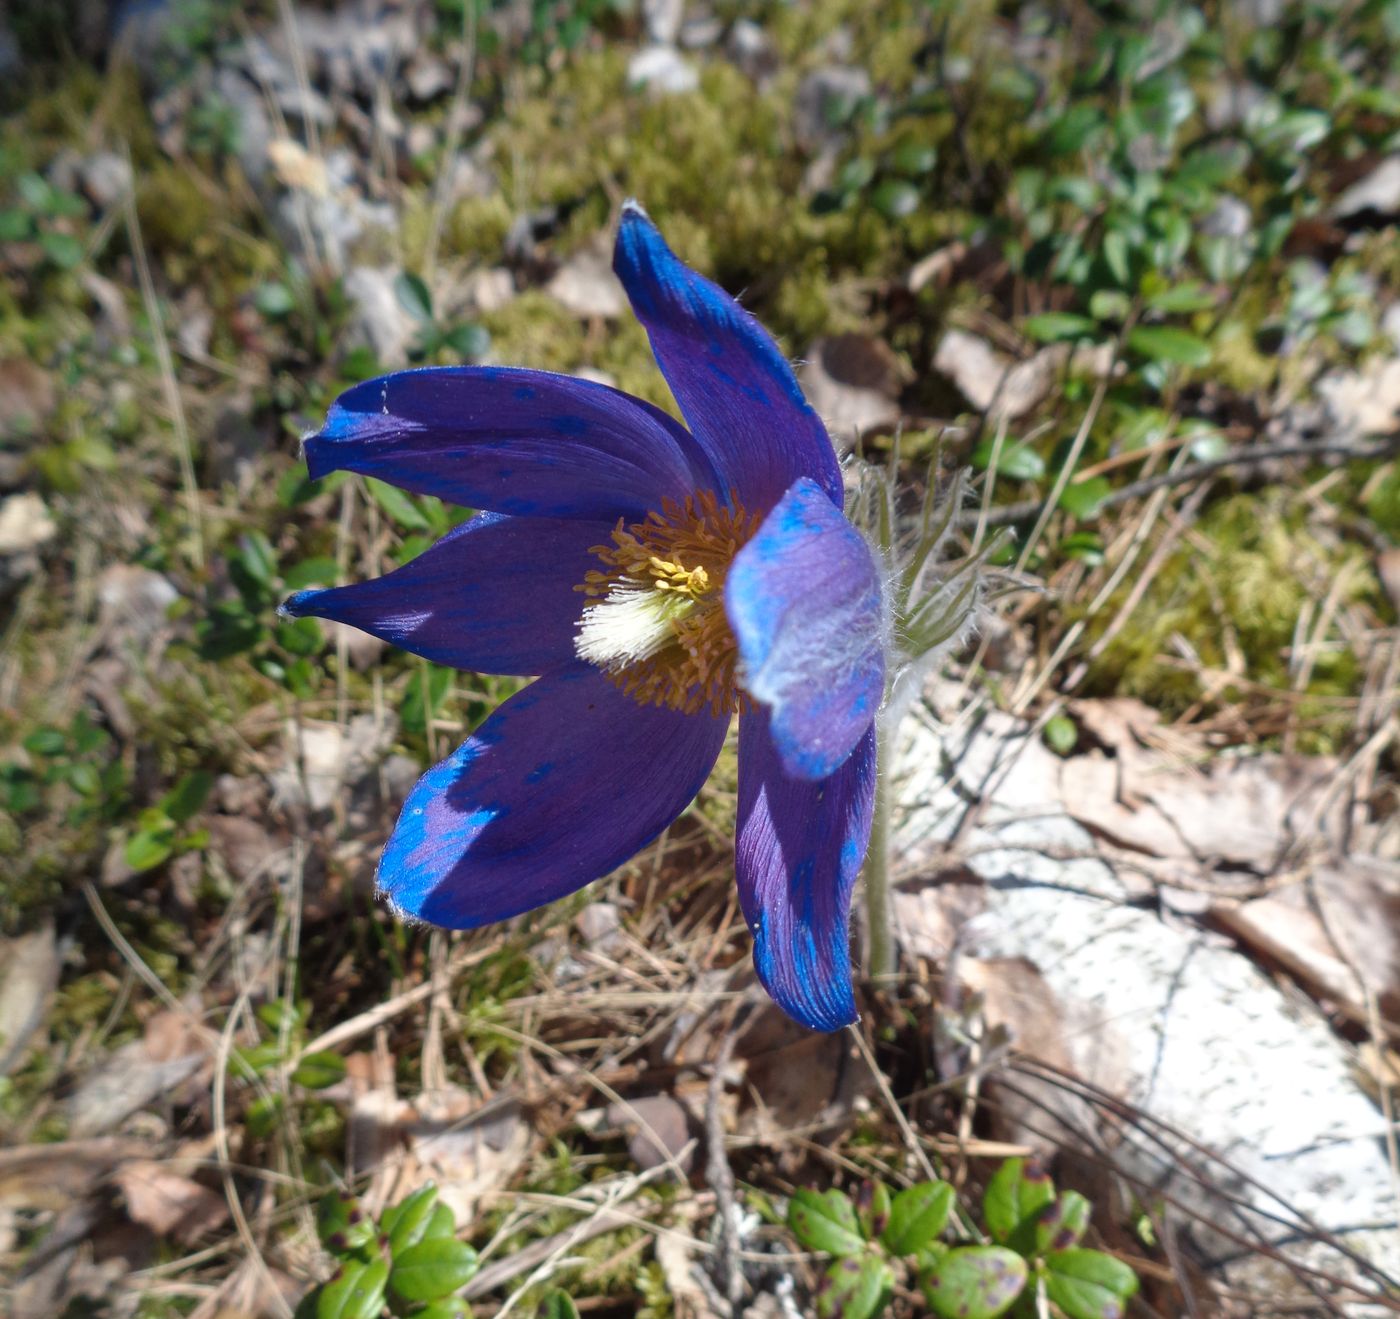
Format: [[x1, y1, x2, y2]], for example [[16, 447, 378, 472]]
[[575, 580, 694, 672]]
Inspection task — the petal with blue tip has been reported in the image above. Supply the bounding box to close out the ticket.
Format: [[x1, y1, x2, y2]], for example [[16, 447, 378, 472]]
[[380, 664, 729, 928], [280, 511, 610, 676], [613, 204, 843, 511], [306, 366, 720, 520], [725, 478, 885, 781], [735, 707, 876, 1032]]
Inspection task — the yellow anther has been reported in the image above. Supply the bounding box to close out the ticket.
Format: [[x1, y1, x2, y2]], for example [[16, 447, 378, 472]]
[[573, 490, 762, 716]]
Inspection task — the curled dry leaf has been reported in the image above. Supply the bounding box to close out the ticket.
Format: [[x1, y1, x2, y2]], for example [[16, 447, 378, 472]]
[[0, 1138, 150, 1213], [800, 334, 906, 440], [733, 1005, 872, 1142], [67, 1009, 207, 1139], [351, 1088, 531, 1226], [1211, 855, 1400, 1031], [933, 329, 1116, 422], [0, 921, 59, 1077], [113, 1160, 228, 1244], [602, 1093, 698, 1174]]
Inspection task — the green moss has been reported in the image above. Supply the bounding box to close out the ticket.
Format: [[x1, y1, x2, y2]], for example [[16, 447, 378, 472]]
[[1367, 462, 1400, 540], [1079, 492, 1377, 748], [135, 162, 221, 262], [480, 290, 587, 373], [592, 315, 676, 413], [1204, 316, 1278, 396], [440, 192, 515, 263], [491, 52, 906, 351], [7, 62, 155, 163]]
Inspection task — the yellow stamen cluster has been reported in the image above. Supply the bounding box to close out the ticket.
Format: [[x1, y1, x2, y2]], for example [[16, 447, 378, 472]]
[[576, 490, 762, 716]]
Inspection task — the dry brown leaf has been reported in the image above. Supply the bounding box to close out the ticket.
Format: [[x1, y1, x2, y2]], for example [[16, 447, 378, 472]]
[[655, 1229, 724, 1318], [1211, 855, 1400, 1030], [0, 921, 59, 1076], [800, 334, 906, 438], [907, 241, 968, 292], [351, 1088, 531, 1225], [187, 1255, 301, 1319], [602, 1093, 698, 1174], [932, 330, 1058, 421], [0, 1138, 150, 1211], [67, 1021, 205, 1138], [113, 1160, 228, 1244], [1354, 1041, 1400, 1103], [735, 1005, 871, 1141], [0, 357, 56, 438], [1378, 547, 1400, 614], [268, 137, 329, 194], [1052, 699, 1344, 873]]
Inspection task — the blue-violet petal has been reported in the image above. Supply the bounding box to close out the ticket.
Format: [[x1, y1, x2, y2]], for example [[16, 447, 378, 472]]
[[379, 664, 728, 928], [613, 203, 843, 512], [281, 511, 611, 676], [306, 365, 720, 521], [725, 477, 885, 781], [735, 707, 876, 1032]]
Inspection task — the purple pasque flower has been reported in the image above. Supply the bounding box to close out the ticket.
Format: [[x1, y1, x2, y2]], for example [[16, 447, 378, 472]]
[[281, 203, 885, 1031]]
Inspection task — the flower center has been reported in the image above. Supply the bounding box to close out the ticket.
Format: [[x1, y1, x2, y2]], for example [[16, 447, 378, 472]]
[[574, 490, 762, 716]]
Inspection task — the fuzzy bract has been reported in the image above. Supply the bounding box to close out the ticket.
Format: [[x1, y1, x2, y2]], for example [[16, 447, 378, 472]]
[[282, 203, 886, 1031]]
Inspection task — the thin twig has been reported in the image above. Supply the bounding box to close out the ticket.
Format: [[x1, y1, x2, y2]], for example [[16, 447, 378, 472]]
[[706, 1020, 745, 1313], [848, 1026, 939, 1183], [1015, 363, 1113, 573], [466, 1185, 714, 1300], [957, 435, 1400, 531]]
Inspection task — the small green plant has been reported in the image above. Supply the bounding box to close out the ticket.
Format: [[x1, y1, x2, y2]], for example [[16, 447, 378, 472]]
[[786, 1158, 1138, 1319], [0, 170, 89, 270], [3, 712, 125, 826], [122, 767, 214, 872], [197, 529, 337, 695], [297, 1182, 480, 1319], [394, 272, 492, 364]]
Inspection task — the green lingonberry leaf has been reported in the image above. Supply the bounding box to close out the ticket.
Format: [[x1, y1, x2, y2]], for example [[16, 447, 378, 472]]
[[388, 1237, 480, 1303], [292, 1050, 347, 1090], [380, 1184, 443, 1254], [1057, 476, 1112, 520], [984, 1159, 1055, 1247], [789, 1188, 866, 1257], [415, 1300, 473, 1319], [315, 1258, 389, 1319], [920, 1246, 1028, 1319], [537, 1291, 581, 1319], [394, 270, 435, 323], [881, 1180, 955, 1256], [1126, 325, 1212, 367], [1023, 312, 1098, 343], [817, 1253, 895, 1319], [316, 1191, 378, 1254], [423, 1200, 457, 1240], [854, 1179, 891, 1241], [1034, 1192, 1091, 1255], [1043, 1248, 1139, 1319], [971, 439, 1045, 482]]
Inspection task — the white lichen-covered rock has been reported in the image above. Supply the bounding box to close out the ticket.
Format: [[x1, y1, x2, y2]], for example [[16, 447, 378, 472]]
[[893, 702, 1399, 1307], [0, 492, 55, 556], [342, 265, 419, 367], [628, 45, 700, 95]]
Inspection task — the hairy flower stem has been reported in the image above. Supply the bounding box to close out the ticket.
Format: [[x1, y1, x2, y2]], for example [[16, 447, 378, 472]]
[[864, 719, 897, 983]]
